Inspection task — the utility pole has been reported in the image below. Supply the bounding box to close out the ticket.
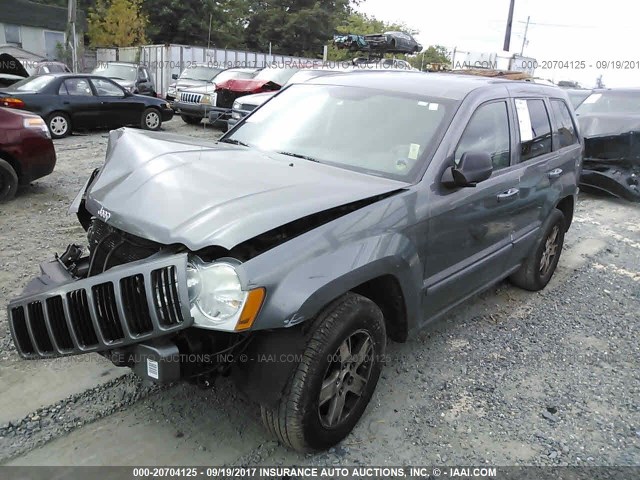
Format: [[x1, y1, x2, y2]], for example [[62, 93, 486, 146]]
[[207, 13, 212, 50], [520, 15, 530, 55], [503, 0, 515, 51], [67, 0, 77, 71]]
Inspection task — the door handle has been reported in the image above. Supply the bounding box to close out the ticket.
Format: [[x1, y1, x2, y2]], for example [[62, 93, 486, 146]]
[[548, 168, 563, 179], [497, 188, 519, 201], [63, 101, 70, 105]]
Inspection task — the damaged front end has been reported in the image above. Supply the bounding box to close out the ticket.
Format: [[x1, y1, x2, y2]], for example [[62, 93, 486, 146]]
[[578, 114, 640, 202]]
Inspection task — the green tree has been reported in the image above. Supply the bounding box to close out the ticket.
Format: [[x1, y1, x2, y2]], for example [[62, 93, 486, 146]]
[[88, 0, 148, 47], [142, 0, 251, 48], [408, 44, 450, 71], [244, 0, 353, 57]]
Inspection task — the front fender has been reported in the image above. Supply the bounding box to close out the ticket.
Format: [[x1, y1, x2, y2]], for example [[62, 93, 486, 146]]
[[237, 230, 423, 334]]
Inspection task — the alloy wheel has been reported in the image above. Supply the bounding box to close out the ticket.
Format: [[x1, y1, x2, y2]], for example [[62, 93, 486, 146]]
[[318, 329, 374, 428], [540, 225, 560, 276]]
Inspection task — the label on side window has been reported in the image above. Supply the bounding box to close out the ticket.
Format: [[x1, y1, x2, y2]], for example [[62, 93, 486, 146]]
[[146, 358, 159, 379], [515, 99, 533, 142]]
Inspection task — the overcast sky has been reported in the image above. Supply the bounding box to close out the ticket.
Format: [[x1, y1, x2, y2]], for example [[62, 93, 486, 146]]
[[358, 0, 637, 88]]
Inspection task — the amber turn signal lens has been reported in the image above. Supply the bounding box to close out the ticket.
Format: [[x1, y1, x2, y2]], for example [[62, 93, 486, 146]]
[[0, 98, 25, 108], [235, 288, 265, 331]]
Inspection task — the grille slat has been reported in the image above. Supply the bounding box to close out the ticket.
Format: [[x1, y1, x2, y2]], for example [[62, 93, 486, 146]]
[[67, 289, 99, 347], [121, 274, 154, 335], [27, 302, 54, 353], [93, 283, 125, 342], [46, 296, 74, 351], [10, 307, 35, 355], [152, 266, 184, 327]]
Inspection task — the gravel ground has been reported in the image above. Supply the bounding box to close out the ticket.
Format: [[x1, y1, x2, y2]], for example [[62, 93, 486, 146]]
[[0, 121, 638, 466]]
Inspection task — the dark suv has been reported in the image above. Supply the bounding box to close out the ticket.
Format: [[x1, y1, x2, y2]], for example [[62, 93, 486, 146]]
[[7, 72, 581, 452], [92, 62, 156, 97]]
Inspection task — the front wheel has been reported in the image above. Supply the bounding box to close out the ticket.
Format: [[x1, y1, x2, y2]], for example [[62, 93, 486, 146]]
[[46, 112, 71, 138], [261, 293, 386, 452], [180, 114, 202, 125], [510, 209, 566, 291], [141, 108, 162, 130]]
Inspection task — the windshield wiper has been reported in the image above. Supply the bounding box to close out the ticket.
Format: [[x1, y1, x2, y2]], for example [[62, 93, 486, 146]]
[[219, 138, 250, 147], [277, 151, 321, 163], [109, 76, 125, 80]]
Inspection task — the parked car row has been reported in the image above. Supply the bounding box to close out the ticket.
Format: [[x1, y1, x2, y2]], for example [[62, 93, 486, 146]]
[[0, 73, 173, 138]]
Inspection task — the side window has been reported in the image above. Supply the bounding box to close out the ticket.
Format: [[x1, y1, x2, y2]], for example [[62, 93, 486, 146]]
[[550, 99, 578, 148], [58, 82, 69, 95], [515, 98, 552, 161], [138, 68, 149, 81], [63, 79, 93, 96], [91, 78, 124, 96], [455, 101, 511, 171]]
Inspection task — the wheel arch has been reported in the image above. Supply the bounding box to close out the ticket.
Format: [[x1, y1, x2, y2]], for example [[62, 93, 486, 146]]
[[555, 195, 575, 231], [0, 149, 22, 180]]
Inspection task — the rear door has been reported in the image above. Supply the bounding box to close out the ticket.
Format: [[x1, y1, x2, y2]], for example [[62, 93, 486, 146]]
[[506, 96, 576, 267], [59, 77, 101, 128]]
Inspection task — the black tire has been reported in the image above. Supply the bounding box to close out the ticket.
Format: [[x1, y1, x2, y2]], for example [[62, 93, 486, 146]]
[[180, 114, 202, 125], [46, 112, 71, 139], [261, 292, 386, 452], [0, 158, 19, 202], [510, 209, 566, 291], [141, 108, 162, 131]]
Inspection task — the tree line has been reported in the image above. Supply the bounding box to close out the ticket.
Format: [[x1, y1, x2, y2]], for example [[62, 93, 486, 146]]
[[38, 0, 450, 66]]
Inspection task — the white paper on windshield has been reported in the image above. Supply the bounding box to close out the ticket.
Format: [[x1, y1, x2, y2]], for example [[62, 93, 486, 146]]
[[428, 103, 439, 111], [408, 143, 420, 160], [515, 99, 533, 142], [418, 101, 428, 107], [583, 93, 602, 104]]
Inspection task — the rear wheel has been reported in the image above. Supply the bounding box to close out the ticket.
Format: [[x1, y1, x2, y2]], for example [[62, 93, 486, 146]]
[[141, 108, 162, 130], [180, 114, 202, 125], [46, 112, 71, 138], [260, 293, 386, 452], [0, 158, 19, 202], [510, 209, 565, 291]]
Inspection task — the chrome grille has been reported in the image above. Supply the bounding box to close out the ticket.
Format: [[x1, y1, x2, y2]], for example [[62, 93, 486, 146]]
[[8, 254, 192, 358], [179, 92, 203, 104]]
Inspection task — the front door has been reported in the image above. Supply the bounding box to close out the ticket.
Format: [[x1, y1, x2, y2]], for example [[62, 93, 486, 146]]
[[423, 100, 525, 318], [59, 78, 101, 128], [90, 78, 141, 127]]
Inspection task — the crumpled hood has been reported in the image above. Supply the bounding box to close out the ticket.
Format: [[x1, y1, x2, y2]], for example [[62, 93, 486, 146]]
[[578, 113, 640, 138], [84, 128, 408, 250], [216, 78, 280, 93]]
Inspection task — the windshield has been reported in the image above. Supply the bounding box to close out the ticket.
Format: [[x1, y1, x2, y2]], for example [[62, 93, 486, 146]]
[[576, 91, 640, 115], [6, 75, 55, 91], [214, 69, 257, 83], [253, 67, 299, 86], [567, 90, 591, 108], [93, 64, 137, 81], [224, 84, 453, 181], [180, 66, 223, 81]]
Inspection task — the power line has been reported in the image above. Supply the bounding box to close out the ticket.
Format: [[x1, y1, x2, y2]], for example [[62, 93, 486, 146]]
[[516, 21, 596, 28]]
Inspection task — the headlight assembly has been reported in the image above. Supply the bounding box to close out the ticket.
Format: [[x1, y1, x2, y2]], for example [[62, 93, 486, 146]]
[[186, 256, 264, 331]]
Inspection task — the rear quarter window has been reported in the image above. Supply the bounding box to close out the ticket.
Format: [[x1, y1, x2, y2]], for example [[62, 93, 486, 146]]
[[550, 99, 579, 148]]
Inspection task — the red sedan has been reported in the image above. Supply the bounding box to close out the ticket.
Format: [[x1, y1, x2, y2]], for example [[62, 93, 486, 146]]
[[0, 106, 56, 201]]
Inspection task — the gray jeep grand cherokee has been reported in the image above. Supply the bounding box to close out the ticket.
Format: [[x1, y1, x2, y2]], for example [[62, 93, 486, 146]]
[[7, 72, 582, 452]]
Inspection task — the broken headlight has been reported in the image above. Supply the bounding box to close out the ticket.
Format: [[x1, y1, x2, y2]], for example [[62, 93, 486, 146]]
[[186, 256, 247, 330]]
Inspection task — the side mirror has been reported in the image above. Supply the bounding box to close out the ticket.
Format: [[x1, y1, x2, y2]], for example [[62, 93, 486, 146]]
[[123, 90, 133, 97], [442, 152, 493, 188], [172, 74, 178, 80]]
